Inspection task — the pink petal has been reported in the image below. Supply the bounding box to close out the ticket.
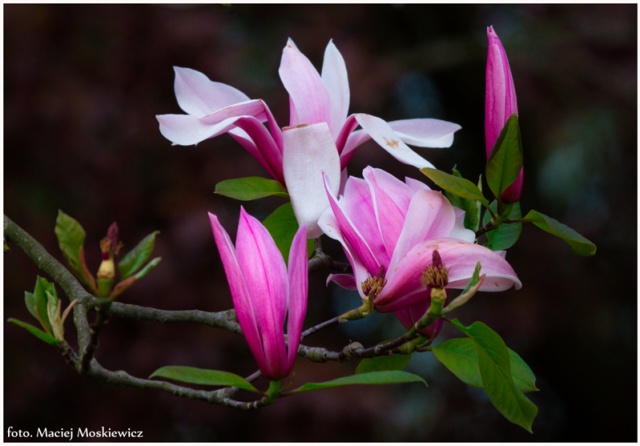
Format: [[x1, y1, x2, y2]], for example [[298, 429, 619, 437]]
[[363, 167, 416, 258], [282, 123, 341, 238], [354, 114, 437, 169], [208, 212, 266, 372], [174, 67, 250, 118], [388, 118, 461, 148], [321, 40, 350, 139], [376, 238, 521, 312], [451, 207, 476, 243], [341, 176, 389, 266], [286, 225, 309, 369], [387, 190, 457, 274], [279, 38, 332, 127], [325, 273, 357, 290], [235, 208, 288, 379], [320, 174, 381, 296]]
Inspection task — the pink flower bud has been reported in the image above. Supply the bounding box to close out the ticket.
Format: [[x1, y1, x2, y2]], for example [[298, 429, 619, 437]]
[[209, 208, 308, 380], [485, 26, 523, 203]]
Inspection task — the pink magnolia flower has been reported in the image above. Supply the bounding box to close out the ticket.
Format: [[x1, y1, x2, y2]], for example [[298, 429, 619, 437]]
[[486, 25, 523, 203], [318, 166, 521, 317], [209, 208, 308, 380], [158, 39, 461, 237]]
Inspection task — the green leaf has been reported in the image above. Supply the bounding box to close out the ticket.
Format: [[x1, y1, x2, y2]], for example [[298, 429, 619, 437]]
[[486, 115, 523, 200], [433, 337, 538, 393], [356, 353, 412, 374], [449, 319, 538, 432], [24, 291, 38, 321], [290, 370, 427, 394], [445, 167, 482, 232], [54, 210, 88, 281], [483, 201, 522, 251], [523, 210, 596, 256], [133, 257, 161, 280], [262, 203, 314, 261], [118, 231, 160, 279], [8, 318, 60, 345], [421, 168, 488, 205], [215, 177, 289, 201], [32, 276, 57, 334], [149, 366, 260, 393]]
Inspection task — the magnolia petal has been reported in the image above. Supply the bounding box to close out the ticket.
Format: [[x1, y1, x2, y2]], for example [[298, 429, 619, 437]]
[[354, 114, 436, 169], [388, 118, 461, 148], [279, 38, 332, 127], [286, 225, 309, 369], [174, 67, 251, 118], [363, 167, 416, 258], [208, 212, 266, 372], [376, 238, 521, 312], [319, 177, 379, 297], [321, 40, 350, 139], [235, 208, 288, 379], [157, 113, 284, 183], [283, 123, 341, 238], [335, 115, 362, 165], [387, 190, 457, 274], [404, 175, 432, 194], [326, 273, 358, 290], [157, 113, 231, 146], [341, 176, 389, 266], [451, 207, 476, 243]]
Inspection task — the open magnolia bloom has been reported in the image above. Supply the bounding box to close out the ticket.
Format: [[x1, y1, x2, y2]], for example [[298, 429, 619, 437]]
[[157, 39, 461, 237], [209, 208, 308, 380], [318, 167, 521, 318]]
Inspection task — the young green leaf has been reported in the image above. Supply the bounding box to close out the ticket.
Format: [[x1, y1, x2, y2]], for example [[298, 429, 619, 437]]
[[262, 203, 314, 261], [421, 168, 488, 204], [486, 115, 523, 200], [149, 366, 260, 393], [449, 319, 538, 432], [8, 318, 60, 345], [483, 201, 522, 251], [54, 210, 88, 281], [289, 370, 427, 394], [118, 231, 160, 279], [355, 353, 412, 374], [523, 210, 596, 256], [215, 177, 289, 201], [433, 337, 538, 393], [133, 257, 161, 280], [24, 291, 38, 321], [33, 276, 57, 335]]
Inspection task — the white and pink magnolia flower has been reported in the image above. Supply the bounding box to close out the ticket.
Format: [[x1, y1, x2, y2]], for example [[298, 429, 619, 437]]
[[209, 208, 308, 380], [486, 25, 523, 203], [318, 166, 521, 318], [158, 39, 461, 237]]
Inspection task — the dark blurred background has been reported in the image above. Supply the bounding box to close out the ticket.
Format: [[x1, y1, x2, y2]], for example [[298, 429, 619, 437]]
[[4, 4, 636, 442]]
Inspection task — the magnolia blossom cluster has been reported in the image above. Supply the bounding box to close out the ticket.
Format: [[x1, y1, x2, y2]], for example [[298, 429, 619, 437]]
[[157, 28, 522, 380]]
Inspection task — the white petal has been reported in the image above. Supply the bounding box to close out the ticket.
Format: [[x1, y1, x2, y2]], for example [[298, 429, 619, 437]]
[[354, 114, 436, 169], [174, 67, 250, 118], [283, 123, 341, 238], [156, 114, 236, 146], [388, 118, 461, 148], [321, 40, 350, 139], [279, 40, 331, 127]]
